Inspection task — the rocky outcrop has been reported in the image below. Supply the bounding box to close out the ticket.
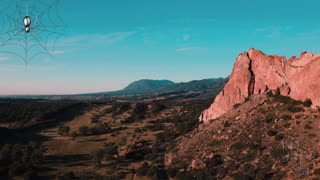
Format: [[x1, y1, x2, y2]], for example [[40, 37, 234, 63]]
[[190, 159, 206, 170], [200, 48, 320, 123]]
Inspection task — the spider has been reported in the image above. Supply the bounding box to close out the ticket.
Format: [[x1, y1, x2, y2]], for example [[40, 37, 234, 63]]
[[23, 16, 31, 33], [0, 0, 64, 66]]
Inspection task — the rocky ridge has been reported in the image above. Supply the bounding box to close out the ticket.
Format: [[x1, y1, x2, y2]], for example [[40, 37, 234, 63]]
[[200, 48, 320, 122]]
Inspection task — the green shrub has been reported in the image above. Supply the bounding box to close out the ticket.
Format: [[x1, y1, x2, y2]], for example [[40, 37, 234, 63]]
[[281, 114, 291, 121], [167, 168, 178, 178], [266, 91, 274, 97], [295, 114, 302, 119], [314, 168, 320, 175], [223, 121, 231, 127], [91, 122, 111, 135], [23, 170, 37, 180], [176, 171, 195, 180], [273, 93, 302, 106], [230, 141, 245, 150], [135, 128, 143, 133], [91, 118, 99, 124], [275, 134, 284, 141], [111, 103, 131, 116], [309, 134, 316, 138], [0, 144, 11, 161], [133, 103, 148, 119], [303, 99, 312, 107], [103, 142, 118, 160], [146, 166, 158, 177], [267, 130, 278, 136], [8, 162, 27, 177], [58, 125, 70, 136], [209, 139, 221, 147], [265, 113, 275, 123], [275, 88, 281, 96], [91, 149, 105, 167], [233, 172, 252, 180], [1, 142, 46, 177], [217, 167, 227, 178], [283, 123, 291, 128], [233, 103, 241, 109], [151, 102, 166, 113], [304, 124, 313, 129], [147, 122, 163, 131], [144, 153, 157, 161], [242, 153, 254, 162], [207, 154, 224, 167], [287, 106, 304, 113], [118, 137, 127, 146], [78, 126, 90, 136], [136, 162, 149, 176], [70, 132, 77, 141], [271, 146, 287, 159]]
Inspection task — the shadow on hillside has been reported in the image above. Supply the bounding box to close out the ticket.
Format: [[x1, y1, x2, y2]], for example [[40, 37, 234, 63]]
[[35, 154, 92, 179], [78, 138, 108, 143], [23, 103, 88, 133], [0, 127, 49, 144], [44, 154, 91, 166], [0, 103, 88, 145]]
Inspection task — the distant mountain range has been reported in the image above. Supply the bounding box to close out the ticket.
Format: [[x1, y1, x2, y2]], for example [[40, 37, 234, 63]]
[[1, 78, 228, 101], [121, 79, 175, 94], [86, 78, 227, 97]]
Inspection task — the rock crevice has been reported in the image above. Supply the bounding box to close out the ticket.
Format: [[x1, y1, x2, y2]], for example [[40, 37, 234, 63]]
[[247, 54, 255, 97]]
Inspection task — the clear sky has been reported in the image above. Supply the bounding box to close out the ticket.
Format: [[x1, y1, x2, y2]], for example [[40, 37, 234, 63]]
[[1, 0, 320, 95]]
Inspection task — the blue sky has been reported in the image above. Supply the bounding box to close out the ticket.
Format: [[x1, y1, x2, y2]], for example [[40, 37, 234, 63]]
[[1, 0, 320, 95]]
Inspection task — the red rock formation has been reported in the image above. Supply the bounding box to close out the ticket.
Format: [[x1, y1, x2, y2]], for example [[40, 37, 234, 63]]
[[200, 48, 320, 123]]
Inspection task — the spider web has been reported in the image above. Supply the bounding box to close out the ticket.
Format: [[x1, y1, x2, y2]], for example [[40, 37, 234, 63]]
[[0, 0, 64, 66]]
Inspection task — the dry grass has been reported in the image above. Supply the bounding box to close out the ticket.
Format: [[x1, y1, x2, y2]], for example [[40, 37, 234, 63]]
[[37, 101, 182, 178]]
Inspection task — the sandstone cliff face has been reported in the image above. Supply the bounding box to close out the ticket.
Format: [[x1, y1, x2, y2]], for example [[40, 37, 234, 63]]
[[200, 48, 320, 123]]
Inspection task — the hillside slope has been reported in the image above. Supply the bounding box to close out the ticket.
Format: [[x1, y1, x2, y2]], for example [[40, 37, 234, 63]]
[[166, 91, 320, 179]]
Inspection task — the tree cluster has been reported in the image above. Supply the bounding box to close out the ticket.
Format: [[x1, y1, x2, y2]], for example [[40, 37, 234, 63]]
[[0, 142, 47, 178]]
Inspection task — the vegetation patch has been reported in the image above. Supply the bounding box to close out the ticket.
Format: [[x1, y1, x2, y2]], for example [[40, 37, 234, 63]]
[[265, 113, 275, 123], [230, 141, 245, 150], [58, 125, 70, 136], [267, 130, 278, 137], [309, 134, 316, 138], [281, 114, 291, 121], [151, 102, 167, 113], [303, 99, 312, 107], [233, 103, 241, 109], [275, 134, 284, 141], [209, 139, 221, 147], [78, 122, 111, 136], [304, 124, 313, 129], [283, 123, 291, 128], [287, 106, 304, 113], [295, 114, 302, 119], [0, 142, 47, 178]]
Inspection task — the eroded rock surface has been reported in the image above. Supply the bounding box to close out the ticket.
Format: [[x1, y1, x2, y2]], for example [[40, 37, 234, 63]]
[[200, 48, 320, 122]]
